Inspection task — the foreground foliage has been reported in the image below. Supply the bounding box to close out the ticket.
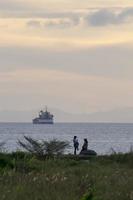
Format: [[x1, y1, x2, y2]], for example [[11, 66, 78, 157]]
[[0, 152, 133, 200], [18, 136, 70, 157]]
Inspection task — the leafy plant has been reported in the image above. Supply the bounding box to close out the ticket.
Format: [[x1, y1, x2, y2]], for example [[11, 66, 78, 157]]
[[43, 139, 70, 155], [81, 191, 93, 200], [0, 142, 6, 152], [18, 136, 44, 157], [18, 136, 70, 157]]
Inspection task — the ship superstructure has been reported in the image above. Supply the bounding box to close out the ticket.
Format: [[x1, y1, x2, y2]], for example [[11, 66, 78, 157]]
[[33, 107, 54, 124]]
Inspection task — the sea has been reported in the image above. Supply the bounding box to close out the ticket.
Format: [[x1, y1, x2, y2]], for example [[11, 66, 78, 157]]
[[0, 123, 133, 155]]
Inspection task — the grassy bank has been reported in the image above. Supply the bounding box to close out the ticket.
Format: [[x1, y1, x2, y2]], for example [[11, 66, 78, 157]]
[[0, 152, 133, 200]]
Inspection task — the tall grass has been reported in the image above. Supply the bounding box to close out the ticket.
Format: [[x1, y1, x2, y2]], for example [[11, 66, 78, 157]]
[[0, 137, 133, 200], [0, 151, 133, 200]]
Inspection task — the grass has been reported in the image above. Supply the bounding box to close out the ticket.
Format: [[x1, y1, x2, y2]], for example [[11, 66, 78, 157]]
[[0, 152, 133, 200]]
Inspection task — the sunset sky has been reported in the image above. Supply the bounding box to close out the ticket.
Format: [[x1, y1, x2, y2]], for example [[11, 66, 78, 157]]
[[1, 0, 133, 113]]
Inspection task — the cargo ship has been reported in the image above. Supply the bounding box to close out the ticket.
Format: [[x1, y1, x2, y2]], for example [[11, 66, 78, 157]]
[[33, 107, 54, 124]]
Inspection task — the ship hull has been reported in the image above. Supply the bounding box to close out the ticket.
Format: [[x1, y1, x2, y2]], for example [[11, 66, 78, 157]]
[[33, 118, 54, 124]]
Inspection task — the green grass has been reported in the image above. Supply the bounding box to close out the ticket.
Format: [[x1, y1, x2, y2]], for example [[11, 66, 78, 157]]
[[0, 152, 133, 200]]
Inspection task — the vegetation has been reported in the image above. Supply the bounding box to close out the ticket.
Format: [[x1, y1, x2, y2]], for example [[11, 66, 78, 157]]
[[18, 136, 70, 157], [0, 142, 6, 152], [0, 138, 132, 200]]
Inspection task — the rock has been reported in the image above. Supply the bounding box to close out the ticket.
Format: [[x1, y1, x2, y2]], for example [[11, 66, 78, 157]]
[[80, 149, 97, 156]]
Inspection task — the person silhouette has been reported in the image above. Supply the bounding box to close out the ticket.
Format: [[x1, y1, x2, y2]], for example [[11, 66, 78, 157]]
[[73, 136, 79, 155], [81, 138, 88, 151]]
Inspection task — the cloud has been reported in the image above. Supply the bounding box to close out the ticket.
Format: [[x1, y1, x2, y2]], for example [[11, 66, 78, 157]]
[[0, 0, 36, 13], [0, 0, 24, 10], [44, 19, 74, 28], [1, 67, 133, 114], [87, 9, 117, 26], [24, 7, 133, 29], [86, 8, 133, 26], [27, 20, 41, 28], [27, 17, 80, 29], [0, 7, 81, 19], [3, 67, 132, 111], [118, 8, 133, 21], [0, 44, 133, 80], [1, 2, 133, 28]]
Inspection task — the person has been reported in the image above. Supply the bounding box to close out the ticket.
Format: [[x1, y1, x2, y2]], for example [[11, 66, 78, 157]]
[[80, 138, 97, 156], [73, 136, 79, 155], [81, 138, 88, 151]]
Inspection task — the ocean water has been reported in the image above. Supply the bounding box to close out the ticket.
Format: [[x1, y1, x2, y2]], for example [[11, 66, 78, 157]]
[[0, 123, 133, 155]]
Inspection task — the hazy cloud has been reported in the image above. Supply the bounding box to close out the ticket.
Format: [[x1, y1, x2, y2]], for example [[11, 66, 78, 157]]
[[87, 9, 117, 26], [1, 1, 133, 114], [0, 44, 133, 79], [27, 20, 41, 28], [0, 8, 81, 19], [118, 8, 133, 21], [27, 16, 79, 29], [86, 8, 133, 26], [0, 0, 27, 11], [1, 2, 133, 28], [44, 19, 74, 29], [25, 7, 133, 30]]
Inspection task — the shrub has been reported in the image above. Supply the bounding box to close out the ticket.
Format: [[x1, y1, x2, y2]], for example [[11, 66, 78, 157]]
[[18, 136, 70, 158], [81, 191, 93, 200], [0, 142, 6, 152], [43, 139, 70, 155]]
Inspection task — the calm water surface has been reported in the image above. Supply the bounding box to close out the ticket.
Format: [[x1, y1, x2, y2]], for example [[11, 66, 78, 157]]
[[0, 123, 133, 155]]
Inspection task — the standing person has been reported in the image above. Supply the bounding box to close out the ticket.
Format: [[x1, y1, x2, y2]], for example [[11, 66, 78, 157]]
[[73, 136, 79, 155], [81, 138, 88, 152]]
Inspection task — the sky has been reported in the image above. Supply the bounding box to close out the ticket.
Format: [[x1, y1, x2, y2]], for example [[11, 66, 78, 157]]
[[1, 0, 133, 114]]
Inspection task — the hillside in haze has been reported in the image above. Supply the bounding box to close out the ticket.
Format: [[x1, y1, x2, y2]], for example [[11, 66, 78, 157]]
[[0, 107, 133, 123]]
